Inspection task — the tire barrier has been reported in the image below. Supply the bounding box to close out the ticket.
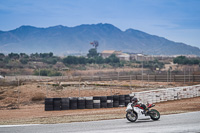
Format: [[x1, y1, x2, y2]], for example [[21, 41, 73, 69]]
[[113, 95, 119, 107], [85, 97, 93, 109], [119, 95, 125, 107], [45, 85, 200, 111], [70, 97, 78, 109], [53, 98, 61, 110], [125, 95, 130, 106], [100, 96, 107, 108], [45, 98, 54, 111], [107, 96, 113, 108], [61, 98, 70, 110], [78, 97, 86, 109], [93, 96, 101, 109]]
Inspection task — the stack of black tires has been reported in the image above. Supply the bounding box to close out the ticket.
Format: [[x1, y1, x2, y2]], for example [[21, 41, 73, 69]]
[[119, 95, 125, 107], [78, 97, 86, 109], [100, 96, 107, 108], [70, 97, 78, 110], [93, 96, 101, 108], [107, 96, 113, 108], [53, 98, 61, 110], [45, 94, 131, 111], [61, 98, 70, 110], [113, 95, 119, 107], [45, 98, 54, 111], [85, 97, 93, 109], [125, 95, 131, 106]]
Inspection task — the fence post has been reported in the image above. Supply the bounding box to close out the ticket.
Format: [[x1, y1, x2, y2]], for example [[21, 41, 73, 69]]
[[118, 71, 119, 81], [193, 74, 195, 82], [174, 75, 176, 82]]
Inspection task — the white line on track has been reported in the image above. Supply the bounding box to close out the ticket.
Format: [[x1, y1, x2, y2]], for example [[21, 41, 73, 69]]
[[0, 124, 40, 128]]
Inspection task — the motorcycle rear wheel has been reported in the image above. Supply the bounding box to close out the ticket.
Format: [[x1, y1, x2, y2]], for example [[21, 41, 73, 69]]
[[149, 109, 160, 120], [126, 111, 138, 122]]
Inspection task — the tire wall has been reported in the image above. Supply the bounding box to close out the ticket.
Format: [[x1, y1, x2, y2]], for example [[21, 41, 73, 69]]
[[45, 85, 200, 111]]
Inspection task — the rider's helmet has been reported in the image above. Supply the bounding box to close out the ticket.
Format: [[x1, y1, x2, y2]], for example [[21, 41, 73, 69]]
[[131, 97, 138, 104]]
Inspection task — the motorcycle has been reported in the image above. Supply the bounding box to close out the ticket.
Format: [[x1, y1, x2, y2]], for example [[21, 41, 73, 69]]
[[126, 103, 160, 122]]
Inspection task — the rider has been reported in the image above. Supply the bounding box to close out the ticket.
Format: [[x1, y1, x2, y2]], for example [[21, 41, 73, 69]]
[[131, 97, 148, 114]]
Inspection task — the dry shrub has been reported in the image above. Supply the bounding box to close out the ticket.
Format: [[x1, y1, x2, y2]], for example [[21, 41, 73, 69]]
[[31, 92, 45, 101], [0, 96, 5, 100]]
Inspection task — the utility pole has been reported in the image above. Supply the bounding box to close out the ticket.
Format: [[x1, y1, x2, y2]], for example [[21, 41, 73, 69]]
[[141, 52, 144, 86], [184, 69, 185, 85], [17, 77, 20, 109]]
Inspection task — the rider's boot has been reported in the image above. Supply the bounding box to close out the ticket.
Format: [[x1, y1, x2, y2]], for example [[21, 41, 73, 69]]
[[144, 108, 149, 116]]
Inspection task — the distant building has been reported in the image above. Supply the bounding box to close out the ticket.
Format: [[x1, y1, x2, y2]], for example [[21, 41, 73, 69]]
[[101, 50, 122, 58], [130, 54, 154, 61], [117, 53, 130, 61], [101, 50, 130, 61]]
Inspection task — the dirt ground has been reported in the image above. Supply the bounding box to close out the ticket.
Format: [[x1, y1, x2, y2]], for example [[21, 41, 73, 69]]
[[0, 79, 200, 125], [0, 97, 200, 125]]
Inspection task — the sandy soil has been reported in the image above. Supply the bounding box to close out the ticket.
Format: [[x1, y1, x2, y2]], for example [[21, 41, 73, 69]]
[[0, 97, 200, 125]]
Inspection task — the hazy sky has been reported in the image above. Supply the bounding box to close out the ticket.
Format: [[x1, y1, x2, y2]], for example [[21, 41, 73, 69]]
[[0, 0, 200, 48]]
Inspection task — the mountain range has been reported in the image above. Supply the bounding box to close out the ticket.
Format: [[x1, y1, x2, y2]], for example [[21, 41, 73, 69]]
[[0, 23, 200, 56]]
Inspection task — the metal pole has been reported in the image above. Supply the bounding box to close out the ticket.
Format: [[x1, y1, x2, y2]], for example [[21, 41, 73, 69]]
[[167, 70, 168, 83], [189, 68, 190, 83], [17, 77, 20, 108], [184, 69, 185, 85], [46, 83, 48, 97], [110, 79, 112, 96], [130, 75, 132, 93], [142, 53, 143, 86], [62, 69, 63, 80], [118, 71, 119, 81], [79, 78, 81, 97], [171, 70, 172, 83], [39, 68, 41, 81]]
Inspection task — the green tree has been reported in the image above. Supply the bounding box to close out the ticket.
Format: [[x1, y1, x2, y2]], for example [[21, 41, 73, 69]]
[[20, 53, 29, 58], [0, 53, 5, 59], [30, 53, 39, 58], [34, 69, 61, 76], [8, 53, 19, 60], [20, 58, 28, 64], [87, 48, 99, 58], [108, 54, 120, 63], [78, 56, 87, 64], [63, 56, 78, 64], [95, 56, 104, 64], [173, 56, 200, 65], [87, 58, 95, 64]]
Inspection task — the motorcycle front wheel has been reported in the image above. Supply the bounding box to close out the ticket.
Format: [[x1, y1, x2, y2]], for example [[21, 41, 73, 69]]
[[149, 109, 160, 120], [126, 111, 138, 122]]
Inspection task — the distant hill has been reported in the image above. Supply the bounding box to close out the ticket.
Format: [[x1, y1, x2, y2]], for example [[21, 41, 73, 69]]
[[0, 23, 200, 56]]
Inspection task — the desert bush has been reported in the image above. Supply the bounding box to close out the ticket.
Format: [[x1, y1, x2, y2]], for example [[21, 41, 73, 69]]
[[34, 69, 62, 76], [31, 92, 45, 101], [20, 58, 28, 64]]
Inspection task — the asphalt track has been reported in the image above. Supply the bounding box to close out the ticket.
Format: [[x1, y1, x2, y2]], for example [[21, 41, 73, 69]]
[[0, 111, 200, 133]]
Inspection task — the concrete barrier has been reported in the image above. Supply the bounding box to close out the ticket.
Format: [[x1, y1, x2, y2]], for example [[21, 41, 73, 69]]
[[131, 84, 200, 104]]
